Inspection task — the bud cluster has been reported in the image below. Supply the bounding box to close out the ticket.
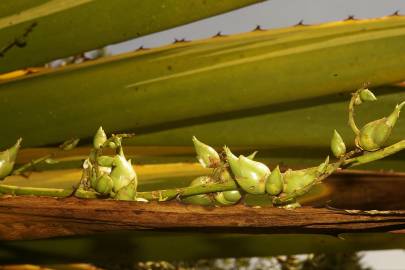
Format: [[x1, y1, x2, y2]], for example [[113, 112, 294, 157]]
[[79, 127, 139, 201]]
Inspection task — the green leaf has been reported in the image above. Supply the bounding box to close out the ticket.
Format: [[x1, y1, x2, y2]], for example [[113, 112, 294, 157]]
[[131, 86, 404, 149], [2, 232, 405, 263], [0, 16, 405, 148], [0, 0, 265, 72]]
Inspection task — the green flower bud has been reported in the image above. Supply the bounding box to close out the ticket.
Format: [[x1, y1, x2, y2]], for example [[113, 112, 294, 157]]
[[224, 147, 257, 178], [99, 166, 112, 175], [95, 174, 113, 195], [224, 146, 241, 176], [44, 158, 59, 164], [90, 171, 98, 190], [283, 157, 329, 195], [181, 194, 215, 206], [93, 126, 107, 149], [189, 176, 212, 186], [359, 89, 377, 102], [0, 138, 22, 179], [181, 176, 215, 206], [246, 151, 258, 160], [356, 101, 404, 151], [110, 154, 137, 192], [215, 190, 242, 205], [108, 142, 117, 149], [89, 164, 112, 190], [135, 197, 149, 202], [331, 130, 346, 158], [218, 169, 233, 182], [97, 155, 114, 167], [283, 168, 317, 195], [59, 138, 80, 151], [266, 165, 283, 196], [225, 147, 270, 194], [114, 181, 137, 201], [182, 194, 214, 206], [192, 136, 220, 168]]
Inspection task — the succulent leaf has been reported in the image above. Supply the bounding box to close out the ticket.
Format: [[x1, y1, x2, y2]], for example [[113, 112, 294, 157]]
[[3, 17, 405, 148], [0, 1, 264, 73]]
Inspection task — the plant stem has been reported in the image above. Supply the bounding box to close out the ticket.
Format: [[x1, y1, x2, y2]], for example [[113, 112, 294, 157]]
[[74, 188, 99, 199], [140, 141, 405, 201], [0, 184, 71, 197], [12, 154, 52, 175], [342, 140, 405, 168], [348, 92, 360, 135], [272, 161, 343, 205], [0, 141, 403, 200], [137, 181, 238, 201]]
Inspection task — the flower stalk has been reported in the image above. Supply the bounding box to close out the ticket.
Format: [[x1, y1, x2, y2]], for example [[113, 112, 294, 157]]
[[0, 88, 403, 208]]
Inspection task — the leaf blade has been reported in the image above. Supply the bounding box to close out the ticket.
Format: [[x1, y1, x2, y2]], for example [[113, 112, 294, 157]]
[[0, 0, 265, 72], [0, 16, 405, 148]]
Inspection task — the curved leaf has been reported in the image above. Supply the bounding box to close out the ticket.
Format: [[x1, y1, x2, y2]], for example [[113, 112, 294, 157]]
[[0, 16, 405, 147], [0, 0, 265, 72]]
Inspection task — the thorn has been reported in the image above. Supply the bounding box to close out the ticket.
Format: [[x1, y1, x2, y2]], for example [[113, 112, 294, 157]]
[[14, 37, 26, 48], [173, 38, 188, 44], [295, 20, 307, 26], [345, 15, 356, 21], [253, 25, 264, 31], [23, 22, 38, 37], [390, 10, 400, 16], [135, 46, 148, 52], [213, 31, 225, 38]]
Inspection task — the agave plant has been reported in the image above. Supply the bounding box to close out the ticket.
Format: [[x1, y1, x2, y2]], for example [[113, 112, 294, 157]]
[[0, 2, 404, 208]]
